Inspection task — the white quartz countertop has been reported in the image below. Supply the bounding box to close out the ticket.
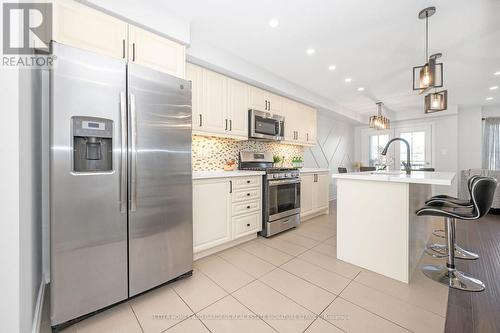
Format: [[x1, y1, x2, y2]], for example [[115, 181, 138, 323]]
[[332, 171, 456, 186], [193, 170, 265, 180], [299, 168, 330, 173]]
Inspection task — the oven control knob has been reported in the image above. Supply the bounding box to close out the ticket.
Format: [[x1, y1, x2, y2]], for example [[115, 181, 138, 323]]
[[286, 173, 292, 178]]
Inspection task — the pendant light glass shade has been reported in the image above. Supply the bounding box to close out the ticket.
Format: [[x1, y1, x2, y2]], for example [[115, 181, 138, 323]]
[[424, 90, 448, 113], [369, 102, 390, 130], [412, 7, 444, 93]]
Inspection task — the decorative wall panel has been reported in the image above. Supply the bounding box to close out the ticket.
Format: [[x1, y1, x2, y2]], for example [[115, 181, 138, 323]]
[[304, 111, 355, 200]]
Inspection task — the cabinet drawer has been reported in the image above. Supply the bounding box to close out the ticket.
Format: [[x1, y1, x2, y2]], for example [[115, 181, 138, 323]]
[[232, 188, 261, 203], [232, 200, 260, 216], [233, 212, 261, 239], [232, 176, 261, 189]]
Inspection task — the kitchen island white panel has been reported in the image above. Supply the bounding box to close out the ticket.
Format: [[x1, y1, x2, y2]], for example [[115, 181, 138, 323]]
[[333, 171, 455, 283]]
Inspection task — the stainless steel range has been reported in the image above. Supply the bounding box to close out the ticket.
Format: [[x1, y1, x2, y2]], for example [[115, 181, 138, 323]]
[[239, 152, 301, 237]]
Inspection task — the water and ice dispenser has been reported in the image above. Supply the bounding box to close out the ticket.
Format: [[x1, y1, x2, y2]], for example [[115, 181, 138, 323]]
[[72, 116, 113, 172]]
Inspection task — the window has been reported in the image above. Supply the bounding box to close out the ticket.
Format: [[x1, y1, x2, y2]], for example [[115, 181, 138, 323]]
[[483, 117, 500, 170], [400, 131, 426, 169], [369, 134, 389, 167]]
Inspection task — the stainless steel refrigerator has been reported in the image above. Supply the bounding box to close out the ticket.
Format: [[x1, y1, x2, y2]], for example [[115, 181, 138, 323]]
[[49, 42, 193, 328]]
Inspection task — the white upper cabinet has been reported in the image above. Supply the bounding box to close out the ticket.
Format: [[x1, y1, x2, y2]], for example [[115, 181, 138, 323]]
[[128, 25, 185, 78], [248, 86, 281, 114], [53, 0, 128, 59], [53, 0, 186, 78], [227, 78, 249, 138], [187, 63, 316, 144], [187, 64, 248, 139], [202, 69, 228, 134]]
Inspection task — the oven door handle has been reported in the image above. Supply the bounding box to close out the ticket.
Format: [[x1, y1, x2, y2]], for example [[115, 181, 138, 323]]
[[268, 179, 301, 186]]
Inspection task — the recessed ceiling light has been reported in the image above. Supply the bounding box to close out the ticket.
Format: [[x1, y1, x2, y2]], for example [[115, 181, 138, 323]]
[[489, 86, 498, 90], [345, 77, 352, 83], [328, 65, 336, 71], [494, 71, 500, 76], [306, 48, 315, 55], [357, 87, 365, 91], [486, 97, 494, 101], [268, 18, 279, 28]]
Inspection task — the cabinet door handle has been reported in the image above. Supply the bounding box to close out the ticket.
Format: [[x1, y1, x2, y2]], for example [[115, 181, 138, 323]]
[[132, 42, 136, 61], [307, 133, 309, 141], [229, 119, 232, 131], [246, 223, 250, 227], [229, 180, 232, 193], [199, 114, 202, 127], [247, 180, 251, 184], [246, 206, 250, 209], [225, 118, 228, 130], [265, 100, 268, 110], [122, 39, 126, 59], [246, 193, 250, 196]]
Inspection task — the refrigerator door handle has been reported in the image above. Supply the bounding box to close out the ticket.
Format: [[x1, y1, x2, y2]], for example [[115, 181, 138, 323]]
[[119, 91, 127, 213], [130, 93, 138, 212]]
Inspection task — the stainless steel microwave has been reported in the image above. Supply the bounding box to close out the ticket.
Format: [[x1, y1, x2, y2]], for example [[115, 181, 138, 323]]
[[249, 109, 285, 141]]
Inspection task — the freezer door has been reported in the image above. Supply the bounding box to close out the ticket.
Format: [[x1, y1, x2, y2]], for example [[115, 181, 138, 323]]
[[128, 64, 193, 296], [50, 43, 128, 326]]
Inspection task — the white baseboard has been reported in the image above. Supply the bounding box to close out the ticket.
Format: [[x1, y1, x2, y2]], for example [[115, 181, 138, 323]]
[[31, 278, 46, 333]]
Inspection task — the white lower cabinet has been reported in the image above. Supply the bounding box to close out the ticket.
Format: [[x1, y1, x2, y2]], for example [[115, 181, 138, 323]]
[[300, 171, 330, 219], [193, 176, 262, 256], [193, 178, 231, 253]]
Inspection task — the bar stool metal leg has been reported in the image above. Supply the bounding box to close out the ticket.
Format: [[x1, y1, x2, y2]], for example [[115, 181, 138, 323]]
[[426, 219, 479, 260], [422, 218, 485, 292]]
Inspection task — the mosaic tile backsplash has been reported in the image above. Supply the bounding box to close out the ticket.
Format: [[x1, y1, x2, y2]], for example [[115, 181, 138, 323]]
[[192, 135, 305, 171]]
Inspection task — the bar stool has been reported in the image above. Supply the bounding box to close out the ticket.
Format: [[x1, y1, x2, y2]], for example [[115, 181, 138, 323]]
[[424, 176, 480, 260], [416, 176, 497, 291]]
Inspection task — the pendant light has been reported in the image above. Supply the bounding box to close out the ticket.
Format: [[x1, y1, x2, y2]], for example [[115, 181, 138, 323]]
[[412, 7, 443, 94], [369, 102, 390, 130], [425, 90, 448, 113]]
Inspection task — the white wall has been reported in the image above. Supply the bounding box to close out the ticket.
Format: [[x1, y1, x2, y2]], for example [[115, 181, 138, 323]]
[[304, 110, 355, 200], [0, 67, 21, 333], [18, 68, 44, 333]]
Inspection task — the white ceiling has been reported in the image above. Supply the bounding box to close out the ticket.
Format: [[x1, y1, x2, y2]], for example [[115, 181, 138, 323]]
[[159, 0, 500, 116]]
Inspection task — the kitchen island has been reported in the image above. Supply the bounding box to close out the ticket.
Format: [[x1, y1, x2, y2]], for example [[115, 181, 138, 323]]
[[332, 171, 455, 283]]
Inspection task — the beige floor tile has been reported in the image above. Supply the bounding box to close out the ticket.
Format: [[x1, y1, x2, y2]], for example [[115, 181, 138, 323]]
[[256, 236, 309, 256], [276, 230, 321, 248], [323, 297, 409, 333], [197, 295, 275, 333], [322, 236, 337, 247], [310, 243, 337, 258], [195, 256, 254, 293], [305, 317, 344, 333], [193, 254, 219, 268], [340, 281, 445, 333], [233, 280, 316, 333], [165, 316, 210, 333], [281, 258, 350, 295], [73, 303, 142, 333], [171, 269, 227, 312], [217, 247, 276, 278], [354, 268, 448, 317], [293, 227, 333, 242], [130, 286, 193, 333], [259, 268, 336, 314], [239, 240, 293, 266], [299, 250, 362, 279]]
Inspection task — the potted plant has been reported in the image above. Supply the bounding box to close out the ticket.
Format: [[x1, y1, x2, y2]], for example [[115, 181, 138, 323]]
[[291, 156, 303, 168], [273, 155, 283, 167]]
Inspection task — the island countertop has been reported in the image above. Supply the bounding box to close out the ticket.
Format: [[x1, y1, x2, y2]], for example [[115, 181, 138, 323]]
[[332, 170, 455, 186]]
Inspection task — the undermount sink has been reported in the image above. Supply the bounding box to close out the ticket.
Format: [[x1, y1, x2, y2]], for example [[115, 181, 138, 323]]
[[370, 171, 405, 175]]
